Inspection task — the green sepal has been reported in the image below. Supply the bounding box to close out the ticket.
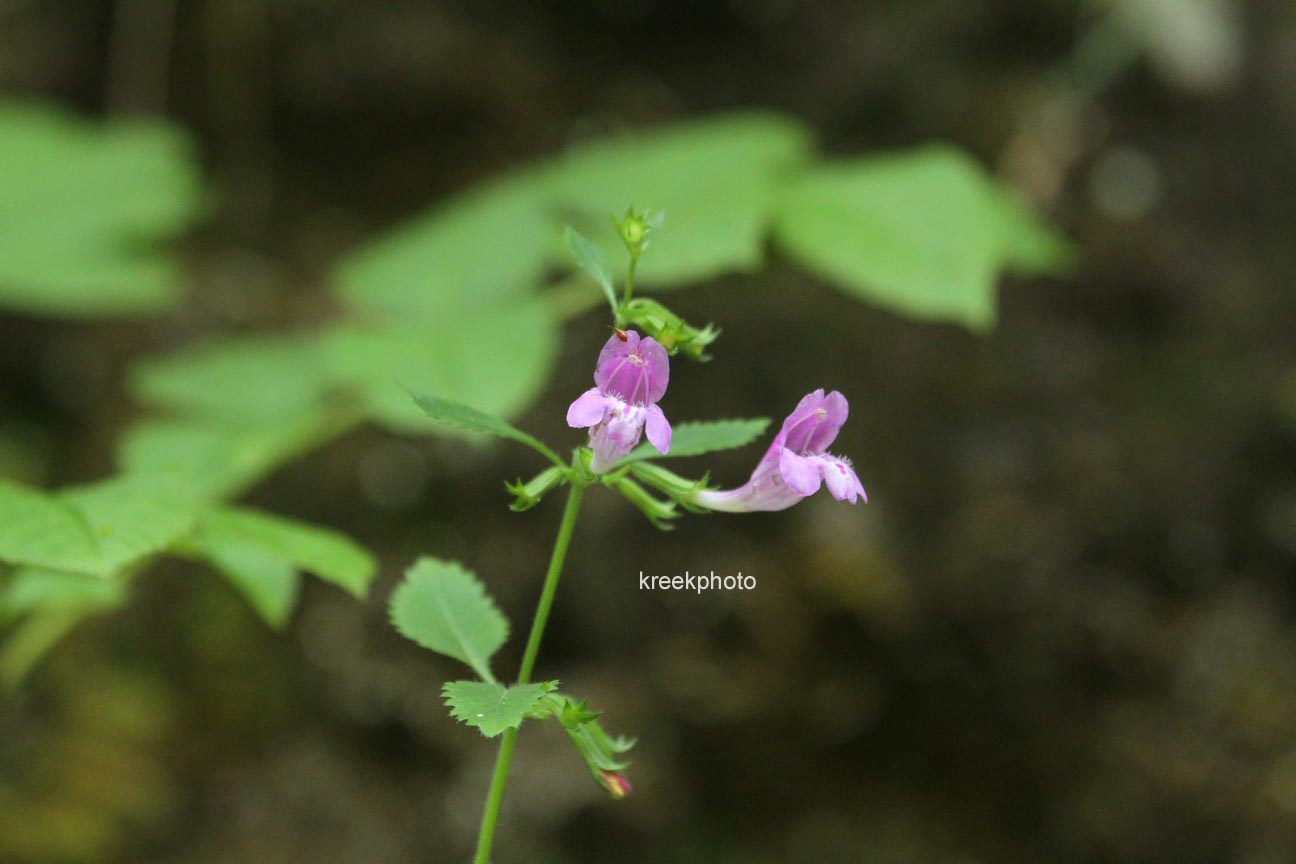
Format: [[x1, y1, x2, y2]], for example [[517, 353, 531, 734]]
[[612, 477, 678, 529], [506, 465, 569, 512], [618, 297, 720, 361], [530, 692, 637, 796], [628, 461, 710, 498]]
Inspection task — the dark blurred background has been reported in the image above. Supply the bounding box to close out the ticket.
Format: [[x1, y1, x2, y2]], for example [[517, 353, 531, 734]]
[[4, 1, 1296, 862]]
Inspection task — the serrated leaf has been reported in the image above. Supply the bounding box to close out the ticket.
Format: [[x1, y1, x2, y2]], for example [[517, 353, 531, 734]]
[[193, 506, 376, 598], [0, 99, 202, 317], [545, 112, 814, 287], [442, 680, 557, 737], [564, 225, 617, 309], [622, 418, 771, 463], [389, 558, 509, 682], [408, 392, 562, 466], [774, 144, 1070, 330]]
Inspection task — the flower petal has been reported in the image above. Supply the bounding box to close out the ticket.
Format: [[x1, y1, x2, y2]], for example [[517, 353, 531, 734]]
[[822, 456, 865, 503], [589, 401, 646, 472], [566, 387, 608, 428], [637, 337, 671, 404], [805, 391, 849, 453], [644, 403, 672, 454], [779, 388, 843, 454], [778, 448, 823, 496]]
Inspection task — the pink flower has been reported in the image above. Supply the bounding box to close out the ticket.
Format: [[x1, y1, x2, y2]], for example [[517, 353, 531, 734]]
[[693, 389, 866, 512], [567, 330, 671, 472]]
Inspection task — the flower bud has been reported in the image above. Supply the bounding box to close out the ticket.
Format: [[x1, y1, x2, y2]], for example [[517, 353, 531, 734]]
[[598, 770, 633, 800], [612, 206, 663, 258]]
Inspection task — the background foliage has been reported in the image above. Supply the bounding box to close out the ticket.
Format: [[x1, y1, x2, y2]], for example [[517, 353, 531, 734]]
[[1, 1, 1293, 863]]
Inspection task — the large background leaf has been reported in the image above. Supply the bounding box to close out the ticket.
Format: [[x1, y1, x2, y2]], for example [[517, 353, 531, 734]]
[[0, 100, 201, 316], [544, 112, 814, 287], [774, 145, 1071, 330]]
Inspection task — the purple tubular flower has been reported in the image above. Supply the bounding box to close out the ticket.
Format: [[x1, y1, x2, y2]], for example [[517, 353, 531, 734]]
[[693, 389, 866, 512], [567, 330, 671, 472]]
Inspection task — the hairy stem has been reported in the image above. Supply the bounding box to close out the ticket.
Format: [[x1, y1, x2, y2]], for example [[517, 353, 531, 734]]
[[472, 480, 585, 864]]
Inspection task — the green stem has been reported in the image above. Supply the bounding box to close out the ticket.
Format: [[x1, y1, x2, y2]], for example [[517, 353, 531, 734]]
[[622, 255, 638, 306], [472, 480, 586, 864]]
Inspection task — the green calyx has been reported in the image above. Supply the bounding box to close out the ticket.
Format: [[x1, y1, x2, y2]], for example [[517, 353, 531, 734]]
[[618, 297, 720, 361], [506, 465, 570, 512]]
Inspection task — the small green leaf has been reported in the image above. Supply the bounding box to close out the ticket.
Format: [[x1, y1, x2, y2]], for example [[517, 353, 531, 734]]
[[389, 558, 509, 682], [442, 680, 557, 737], [622, 418, 770, 463], [774, 144, 1071, 330], [564, 225, 617, 310], [408, 391, 563, 467]]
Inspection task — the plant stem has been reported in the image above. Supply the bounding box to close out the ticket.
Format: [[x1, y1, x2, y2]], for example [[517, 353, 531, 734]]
[[472, 480, 586, 864], [622, 255, 639, 305]]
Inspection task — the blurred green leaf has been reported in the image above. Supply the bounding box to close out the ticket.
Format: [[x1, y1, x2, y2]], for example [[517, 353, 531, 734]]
[[58, 477, 202, 577], [195, 537, 300, 628], [1, 568, 125, 619], [390, 557, 509, 682], [442, 680, 557, 737], [564, 225, 617, 310], [117, 413, 348, 499], [0, 99, 202, 316], [0, 476, 199, 578], [546, 112, 814, 287], [333, 168, 553, 320], [0, 480, 101, 574], [622, 418, 771, 463], [774, 144, 1071, 330], [128, 333, 334, 423], [324, 299, 557, 434], [192, 506, 376, 599]]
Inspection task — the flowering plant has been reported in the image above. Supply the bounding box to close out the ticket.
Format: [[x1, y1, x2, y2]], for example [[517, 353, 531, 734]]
[[389, 211, 866, 863]]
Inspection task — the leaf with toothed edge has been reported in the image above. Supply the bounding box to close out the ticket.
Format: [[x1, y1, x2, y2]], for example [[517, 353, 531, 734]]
[[389, 558, 510, 682], [442, 680, 558, 737], [621, 418, 770, 463]]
